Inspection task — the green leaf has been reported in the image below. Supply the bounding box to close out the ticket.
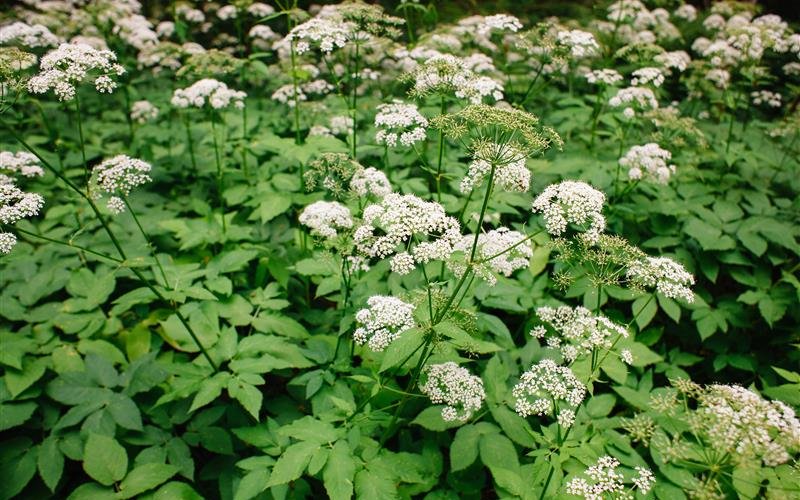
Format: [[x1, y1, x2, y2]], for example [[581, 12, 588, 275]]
[[234, 470, 270, 500], [354, 468, 398, 499], [106, 394, 143, 431], [758, 295, 786, 327], [249, 194, 292, 224], [732, 466, 761, 499], [489, 406, 536, 448], [0, 441, 37, 499], [632, 296, 657, 330], [265, 441, 319, 487], [66, 482, 117, 500], [153, 481, 203, 500], [379, 328, 424, 373], [228, 379, 263, 420], [5, 357, 47, 398], [0, 402, 36, 431], [411, 406, 462, 431], [38, 436, 64, 492], [478, 434, 518, 471], [83, 433, 128, 486], [189, 372, 231, 413], [117, 463, 178, 499], [323, 441, 356, 500], [450, 425, 481, 472]]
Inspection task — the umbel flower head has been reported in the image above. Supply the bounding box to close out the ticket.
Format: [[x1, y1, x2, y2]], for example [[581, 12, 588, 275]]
[[626, 256, 694, 302], [298, 201, 353, 239], [349, 167, 391, 198], [354, 193, 462, 275], [532, 306, 629, 363], [566, 456, 655, 499], [420, 362, 485, 422], [619, 143, 676, 184], [27, 43, 125, 101], [353, 295, 416, 351], [512, 359, 586, 427], [0, 180, 45, 254], [304, 153, 367, 199], [433, 104, 562, 166], [450, 227, 533, 286], [0, 151, 44, 179], [91, 155, 152, 215], [287, 17, 355, 54], [374, 101, 428, 148], [130, 100, 159, 124], [171, 79, 246, 109], [0, 22, 60, 49], [403, 54, 504, 104], [532, 181, 606, 244]]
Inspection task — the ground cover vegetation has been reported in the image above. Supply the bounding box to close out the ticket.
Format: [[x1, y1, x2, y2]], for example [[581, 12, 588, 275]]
[[0, 0, 799, 498]]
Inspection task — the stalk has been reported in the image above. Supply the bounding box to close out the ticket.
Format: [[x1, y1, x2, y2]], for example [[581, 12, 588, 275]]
[[73, 91, 90, 194], [435, 95, 446, 202], [121, 195, 170, 288], [351, 39, 361, 159], [183, 114, 198, 177], [468, 163, 497, 261], [210, 113, 227, 234]]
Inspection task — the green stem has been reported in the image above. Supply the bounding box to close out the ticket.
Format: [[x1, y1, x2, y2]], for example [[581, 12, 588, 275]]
[[183, 115, 198, 176], [468, 163, 496, 262], [14, 226, 122, 263], [211, 113, 227, 234], [351, 40, 360, 159], [74, 91, 89, 194], [435, 95, 446, 202], [121, 195, 170, 288], [289, 35, 302, 145]]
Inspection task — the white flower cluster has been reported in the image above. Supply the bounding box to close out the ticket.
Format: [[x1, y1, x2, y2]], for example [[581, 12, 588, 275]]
[[566, 456, 655, 499], [607, 0, 647, 23], [113, 15, 159, 51], [271, 79, 333, 107], [705, 68, 731, 89], [619, 143, 676, 184], [353, 295, 416, 351], [696, 384, 800, 467], [92, 155, 152, 215], [533, 306, 629, 363], [626, 256, 694, 302], [608, 86, 659, 117], [460, 147, 530, 194], [408, 54, 504, 104], [248, 3, 275, 17], [0, 181, 44, 253], [751, 90, 781, 108], [674, 4, 697, 22], [27, 43, 126, 101], [217, 5, 238, 20], [654, 50, 691, 72], [451, 227, 532, 285], [171, 79, 246, 109], [354, 193, 461, 275], [631, 67, 665, 87], [0, 22, 59, 48], [249, 25, 279, 50], [374, 101, 428, 148], [350, 167, 391, 198], [532, 181, 606, 244], [0, 151, 44, 178], [512, 359, 586, 426], [287, 17, 355, 54], [556, 30, 600, 58], [784, 62, 800, 76], [584, 69, 623, 86], [420, 362, 485, 422], [130, 100, 159, 124], [298, 201, 353, 239], [477, 14, 522, 35], [329, 115, 354, 136]]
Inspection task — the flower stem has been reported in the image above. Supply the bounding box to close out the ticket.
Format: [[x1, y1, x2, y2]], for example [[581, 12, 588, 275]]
[[121, 195, 170, 288], [74, 91, 89, 195], [211, 113, 227, 235]]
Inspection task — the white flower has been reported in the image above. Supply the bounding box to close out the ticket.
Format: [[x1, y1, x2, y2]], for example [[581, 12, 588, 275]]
[[0, 151, 44, 178], [353, 295, 416, 351], [113, 15, 159, 51], [608, 86, 659, 115], [0, 182, 44, 226], [420, 362, 485, 422], [329, 115, 354, 136], [106, 196, 126, 214], [621, 349, 634, 365], [308, 125, 332, 137], [450, 227, 533, 285], [92, 155, 152, 210], [619, 143, 676, 184], [354, 193, 461, 274], [0, 232, 16, 254], [566, 456, 655, 498], [171, 79, 246, 109], [751, 90, 781, 108], [631, 67, 665, 87], [247, 3, 275, 17], [512, 359, 586, 424], [633, 466, 655, 493], [249, 25, 279, 42], [407, 54, 504, 104], [556, 30, 600, 58], [374, 101, 428, 148], [156, 21, 175, 38], [626, 256, 694, 302], [783, 62, 800, 76], [706, 68, 731, 89], [477, 14, 523, 35], [176, 5, 205, 23], [674, 4, 697, 22], [585, 69, 623, 86], [532, 181, 606, 244], [654, 50, 691, 72], [535, 306, 629, 362], [607, 0, 647, 23], [27, 43, 126, 101], [298, 201, 353, 238], [130, 100, 159, 124], [0, 22, 60, 48], [350, 167, 391, 198], [287, 17, 354, 54], [271, 84, 305, 107], [217, 5, 238, 20], [460, 143, 530, 194]]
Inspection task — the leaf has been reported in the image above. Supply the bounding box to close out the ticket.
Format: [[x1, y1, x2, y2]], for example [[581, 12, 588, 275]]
[[153, 481, 203, 500], [379, 328, 424, 373], [632, 295, 657, 330], [732, 466, 762, 499], [189, 372, 231, 413], [83, 433, 128, 486], [5, 357, 47, 398], [228, 379, 263, 420], [265, 441, 319, 487], [249, 194, 292, 224], [354, 468, 397, 500], [38, 436, 64, 492], [117, 463, 179, 499], [323, 441, 356, 500], [106, 394, 143, 431], [66, 482, 117, 500], [0, 441, 37, 499], [758, 295, 786, 327], [0, 402, 36, 431], [478, 434, 518, 471], [251, 314, 309, 339], [234, 470, 270, 500], [489, 406, 536, 448], [411, 406, 462, 431], [450, 425, 481, 472]]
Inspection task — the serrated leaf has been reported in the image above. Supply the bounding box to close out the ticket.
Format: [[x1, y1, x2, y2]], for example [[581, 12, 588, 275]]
[[379, 328, 424, 373], [83, 433, 128, 486], [228, 379, 263, 420], [265, 441, 319, 487], [117, 463, 178, 499], [323, 441, 355, 500], [411, 406, 462, 431], [38, 437, 64, 492], [450, 425, 481, 471]]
